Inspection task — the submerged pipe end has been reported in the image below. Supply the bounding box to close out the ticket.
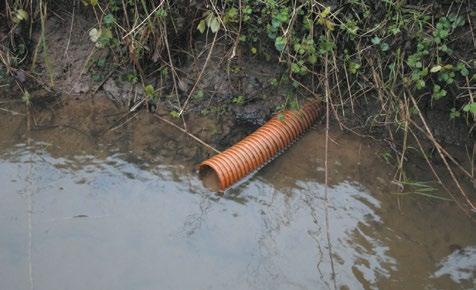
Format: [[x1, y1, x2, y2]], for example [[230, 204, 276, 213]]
[[198, 163, 224, 192]]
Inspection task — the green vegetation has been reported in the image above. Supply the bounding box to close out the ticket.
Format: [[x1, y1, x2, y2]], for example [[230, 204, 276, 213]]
[[0, 0, 475, 211]]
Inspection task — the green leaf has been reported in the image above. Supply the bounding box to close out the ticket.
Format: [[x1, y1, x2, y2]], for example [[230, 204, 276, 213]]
[[209, 17, 220, 33], [170, 111, 180, 118], [226, 7, 238, 18], [271, 17, 282, 29], [308, 54, 317, 64], [274, 36, 286, 52], [14, 9, 28, 23], [193, 90, 204, 100], [232, 95, 245, 105], [21, 90, 31, 105], [277, 8, 289, 22], [318, 18, 335, 31], [449, 108, 460, 119], [432, 84, 447, 100], [89, 28, 101, 43], [463, 103, 476, 113], [430, 65, 442, 73], [416, 79, 425, 89], [103, 14, 115, 25], [320, 7, 331, 18], [197, 19, 206, 33], [457, 62, 469, 77], [348, 62, 361, 74], [380, 42, 389, 51], [144, 84, 155, 97], [155, 8, 167, 18], [318, 35, 334, 54], [371, 36, 381, 45], [96, 28, 112, 48]]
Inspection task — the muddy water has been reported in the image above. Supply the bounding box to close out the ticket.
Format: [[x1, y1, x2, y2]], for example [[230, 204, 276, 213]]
[[0, 98, 475, 290]]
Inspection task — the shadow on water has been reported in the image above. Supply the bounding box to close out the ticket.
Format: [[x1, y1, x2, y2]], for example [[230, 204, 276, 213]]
[[0, 98, 475, 290]]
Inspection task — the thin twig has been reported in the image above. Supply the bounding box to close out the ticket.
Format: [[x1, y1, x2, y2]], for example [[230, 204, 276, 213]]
[[324, 48, 338, 290], [179, 32, 218, 117], [122, 0, 166, 39], [153, 114, 221, 154], [108, 112, 138, 132], [0, 107, 25, 115], [63, 1, 75, 59]]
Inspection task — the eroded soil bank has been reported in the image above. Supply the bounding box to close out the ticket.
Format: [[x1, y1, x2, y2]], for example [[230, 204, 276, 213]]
[[0, 97, 475, 290], [3, 11, 473, 147]]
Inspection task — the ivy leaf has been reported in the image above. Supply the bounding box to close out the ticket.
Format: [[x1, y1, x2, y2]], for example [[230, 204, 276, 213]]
[[88, 28, 101, 43], [197, 19, 206, 33], [308, 54, 317, 64], [84, 0, 98, 6], [380, 42, 389, 51], [320, 18, 335, 31], [226, 7, 238, 18], [144, 84, 155, 97], [224, 7, 238, 23], [170, 111, 180, 118], [416, 79, 426, 90], [432, 84, 447, 100], [103, 14, 115, 25], [274, 36, 286, 52], [209, 17, 220, 33], [449, 108, 460, 119], [456, 62, 469, 77], [14, 9, 28, 23], [371, 36, 381, 45], [463, 103, 476, 113], [430, 65, 442, 73], [348, 62, 361, 74], [320, 7, 331, 18], [96, 28, 112, 48]]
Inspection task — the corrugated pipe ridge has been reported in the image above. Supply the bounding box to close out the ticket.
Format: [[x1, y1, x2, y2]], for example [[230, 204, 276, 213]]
[[199, 101, 320, 191]]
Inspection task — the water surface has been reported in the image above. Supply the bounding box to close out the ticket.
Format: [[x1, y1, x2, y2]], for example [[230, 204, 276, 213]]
[[0, 98, 475, 290]]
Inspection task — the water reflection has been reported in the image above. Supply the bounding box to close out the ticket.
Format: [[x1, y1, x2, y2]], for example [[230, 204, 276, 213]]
[[433, 246, 476, 285]]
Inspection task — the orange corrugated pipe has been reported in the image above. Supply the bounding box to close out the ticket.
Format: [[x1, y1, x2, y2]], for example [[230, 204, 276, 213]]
[[198, 101, 320, 191]]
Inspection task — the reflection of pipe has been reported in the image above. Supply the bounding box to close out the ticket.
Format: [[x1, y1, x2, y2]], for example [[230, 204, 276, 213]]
[[199, 101, 320, 191]]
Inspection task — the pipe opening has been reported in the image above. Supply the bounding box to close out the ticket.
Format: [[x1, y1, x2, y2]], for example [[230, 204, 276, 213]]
[[199, 165, 221, 192]]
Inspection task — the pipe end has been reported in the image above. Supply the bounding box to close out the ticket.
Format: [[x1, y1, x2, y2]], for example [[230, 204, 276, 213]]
[[198, 163, 223, 192]]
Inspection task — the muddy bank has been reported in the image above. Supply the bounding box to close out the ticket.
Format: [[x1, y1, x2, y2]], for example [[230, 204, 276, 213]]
[[13, 12, 287, 126], [2, 8, 471, 150]]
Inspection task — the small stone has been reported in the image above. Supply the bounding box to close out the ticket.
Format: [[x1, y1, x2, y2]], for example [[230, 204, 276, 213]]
[[72, 81, 90, 94]]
